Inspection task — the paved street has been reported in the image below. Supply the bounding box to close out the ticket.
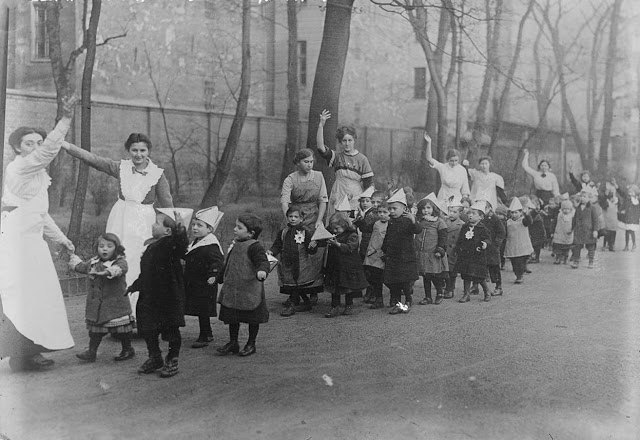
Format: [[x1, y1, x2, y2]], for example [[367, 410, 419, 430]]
[[1, 246, 639, 440]]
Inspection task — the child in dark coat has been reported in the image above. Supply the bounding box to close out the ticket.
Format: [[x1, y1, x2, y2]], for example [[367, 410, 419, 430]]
[[216, 213, 270, 357], [570, 191, 600, 269], [480, 201, 506, 296], [444, 200, 466, 299], [269, 206, 322, 317], [324, 215, 369, 318], [183, 208, 224, 348], [363, 202, 390, 309], [69, 233, 134, 363], [526, 197, 546, 264], [382, 189, 422, 314], [455, 202, 491, 302], [414, 195, 449, 305], [129, 208, 190, 378], [354, 189, 382, 303]]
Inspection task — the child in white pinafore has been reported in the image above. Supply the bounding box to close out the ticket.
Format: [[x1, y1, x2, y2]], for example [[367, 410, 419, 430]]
[[504, 197, 533, 284]]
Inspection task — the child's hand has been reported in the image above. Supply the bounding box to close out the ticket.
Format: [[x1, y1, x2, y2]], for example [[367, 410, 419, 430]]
[[319, 109, 331, 126], [308, 240, 317, 250], [592, 230, 598, 239], [462, 159, 469, 167], [89, 269, 109, 277], [403, 211, 415, 222], [476, 241, 487, 251], [207, 276, 216, 285], [423, 131, 431, 144], [61, 238, 75, 254], [327, 237, 338, 247], [256, 271, 267, 281]]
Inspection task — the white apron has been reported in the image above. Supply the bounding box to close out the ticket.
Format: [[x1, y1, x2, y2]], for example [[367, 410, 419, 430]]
[[0, 186, 74, 350], [106, 160, 163, 316]]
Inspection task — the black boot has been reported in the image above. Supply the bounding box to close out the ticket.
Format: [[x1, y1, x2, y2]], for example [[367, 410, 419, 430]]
[[114, 333, 136, 361], [77, 333, 103, 362]]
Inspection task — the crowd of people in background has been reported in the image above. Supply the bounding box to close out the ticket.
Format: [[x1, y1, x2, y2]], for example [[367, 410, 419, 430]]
[[1, 107, 639, 378]]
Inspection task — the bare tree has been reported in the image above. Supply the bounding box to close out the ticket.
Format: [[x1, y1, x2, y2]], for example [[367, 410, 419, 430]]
[[598, 0, 623, 173], [200, 0, 252, 208], [67, 0, 126, 243], [305, 0, 356, 186], [281, 0, 300, 183]]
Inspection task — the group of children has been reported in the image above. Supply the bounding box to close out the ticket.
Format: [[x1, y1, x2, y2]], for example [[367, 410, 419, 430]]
[[65, 177, 639, 377], [69, 206, 270, 378]]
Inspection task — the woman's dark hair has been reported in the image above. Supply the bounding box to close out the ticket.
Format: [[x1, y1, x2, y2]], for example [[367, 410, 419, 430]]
[[445, 149, 461, 161], [336, 126, 357, 141], [537, 159, 551, 170], [293, 148, 314, 164], [8, 127, 47, 154], [97, 233, 126, 258], [238, 212, 263, 239], [478, 156, 492, 165], [124, 133, 152, 151]]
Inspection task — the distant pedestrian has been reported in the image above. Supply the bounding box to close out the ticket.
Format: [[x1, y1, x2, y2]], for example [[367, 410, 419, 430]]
[[69, 233, 135, 363]]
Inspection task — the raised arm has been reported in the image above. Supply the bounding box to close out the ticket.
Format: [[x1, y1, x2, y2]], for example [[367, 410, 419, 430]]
[[60, 141, 119, 178], [424, 132, 436, 166], [316, 109, 331, 155], [521, 149, 537, 177]]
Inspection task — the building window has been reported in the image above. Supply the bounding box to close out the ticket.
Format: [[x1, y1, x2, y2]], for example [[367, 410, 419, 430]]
[[414, 67, 426, 99], [298, 41, 307, 86], [32, 3, 50, 60]]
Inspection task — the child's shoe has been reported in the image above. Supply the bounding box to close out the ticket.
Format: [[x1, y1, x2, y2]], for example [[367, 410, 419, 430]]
[[588, 261, 594, 269], [524, 267, 532, 274], [76, 349, 97, 362], [434, 295, 444, 305], [483, 291, 491, 302], [514, 277, 523, 284], [238, 344, 256, 357], [458, 292, 470, 303], [309, 293, 319, 305], [388, 305, 401, 315], [342, 305, 354, 316], [325, 307, 342, 318], [492, 287, 503, 296], [470, 285, 479, 295], [114, 347, 135, 361], [280, 305, 296, 317], [443, 290, 454, 299], [418, 297, 432, 305], [216, 341, 240, 355], [138, 356, 164, 374], [570, 260, 579, 269], [632, 244, 637, 252], [159, 357, 179, 378], [370, 300, 384, 309], [553, 257, 561, 264]]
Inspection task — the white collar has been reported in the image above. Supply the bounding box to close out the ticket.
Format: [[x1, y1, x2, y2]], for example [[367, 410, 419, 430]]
[[187, 233, 222, 254]]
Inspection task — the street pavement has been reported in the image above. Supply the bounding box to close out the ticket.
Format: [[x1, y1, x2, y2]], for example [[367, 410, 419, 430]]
[[1, 245, 639, 440]]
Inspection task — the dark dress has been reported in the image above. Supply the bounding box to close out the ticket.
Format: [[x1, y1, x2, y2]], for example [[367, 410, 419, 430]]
[[382, 216, 423, 286], [572, 203, 599, 245], [218, 240, 271, 324], [528, 210, 546, 248], [183, 235, 224, 318], [481, 214, 506, 267], [325, 231, 368, 293], [130, 229, 189, 338], [454, 222, 491, 281]]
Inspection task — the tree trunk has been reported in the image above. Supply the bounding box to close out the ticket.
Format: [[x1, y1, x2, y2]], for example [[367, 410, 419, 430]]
[[45, 2, 74, 212], [67, 0, 101, 244], [305, 0, 354, 191], [200, 0, 251, 208], [598, 0, 622, 174], [280, 0, 299, 184], [487, 0, 533, 156]]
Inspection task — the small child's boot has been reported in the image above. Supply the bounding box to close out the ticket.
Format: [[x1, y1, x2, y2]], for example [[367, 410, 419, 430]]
[[458, 289, 471, 303], [76, 332, 103, 362], [115, 333, 136, 361], [138, 355, 164, 374], [159, 356, 179, 378]]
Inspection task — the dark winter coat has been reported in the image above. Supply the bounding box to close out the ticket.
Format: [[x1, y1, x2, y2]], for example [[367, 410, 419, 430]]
[[444, 217, 465, 268], [74, 255, 131, 325], [481, 214, 506, 266], [572, 203, 599, 245], [130, 229, 188, 336], [528, 210, 546, 248], [325, 230, 368, 292], [183, 234, 224, 317], [353, 208, 378, 260], [454, 222, 491, 280], [382, 216, 422, 285], [617, 187, 640, 225]]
